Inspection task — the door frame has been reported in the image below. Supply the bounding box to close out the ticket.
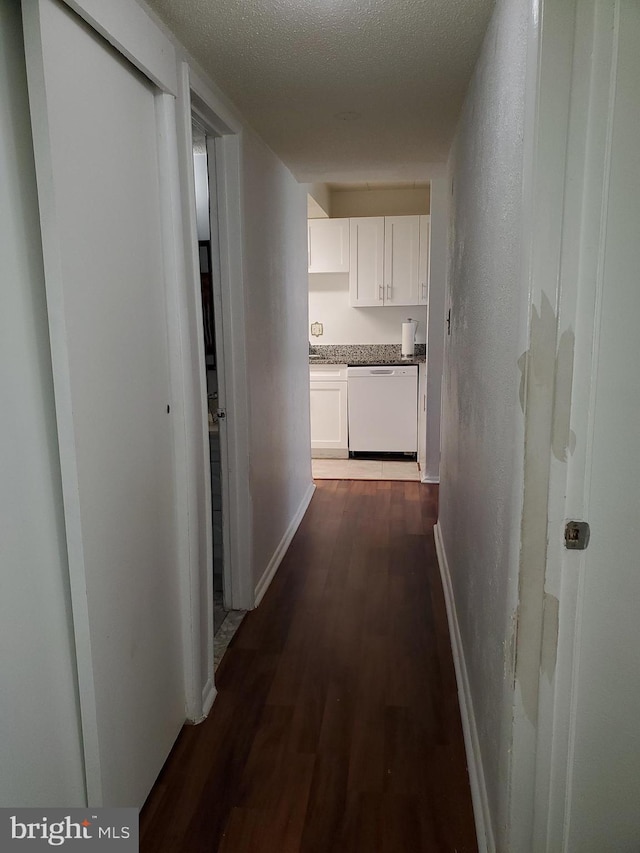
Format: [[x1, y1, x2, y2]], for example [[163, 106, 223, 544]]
[[499, 0, 587, 846], [175, 61, 253, 718], [22, 0, 192, 803], [510, 0, 620, 849], [531, 1, 622, 849]]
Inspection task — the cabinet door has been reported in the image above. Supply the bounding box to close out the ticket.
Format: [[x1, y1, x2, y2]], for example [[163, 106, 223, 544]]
[[349, 217, 385, 306], [418, 215, 430, 306], [310, 381, 348, 457], [384, 215, 421, 306], [308, 218, 350, 273]]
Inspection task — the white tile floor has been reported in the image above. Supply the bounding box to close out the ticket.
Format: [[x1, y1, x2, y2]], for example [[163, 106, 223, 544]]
[[312, 457, 421, 481]]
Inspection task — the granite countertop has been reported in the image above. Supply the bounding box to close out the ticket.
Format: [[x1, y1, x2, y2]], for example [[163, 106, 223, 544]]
[[309, 344, 426, 366]]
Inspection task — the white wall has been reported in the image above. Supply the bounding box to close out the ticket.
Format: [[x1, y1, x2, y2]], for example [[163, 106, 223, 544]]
[[437, 0, 531, 845], [242, 131, 314, 591], [0, 0, 85, 807], [331, 186, 430, 218], [309, 275, 427, 345], [307, 182, 331, 217]]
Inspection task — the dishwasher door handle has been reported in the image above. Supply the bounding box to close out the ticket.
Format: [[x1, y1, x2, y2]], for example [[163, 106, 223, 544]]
[[369, 369, 395, 375]]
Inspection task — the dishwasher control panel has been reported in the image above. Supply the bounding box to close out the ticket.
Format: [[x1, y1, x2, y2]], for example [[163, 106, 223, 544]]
[[347, 365, 417, 376]]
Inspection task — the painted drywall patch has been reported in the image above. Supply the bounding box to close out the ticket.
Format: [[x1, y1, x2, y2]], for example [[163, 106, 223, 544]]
[[517, 293, 576, 462], [514, 292, 572, 727], [518, 292, 556, 414], [513, 293, 577, 727]]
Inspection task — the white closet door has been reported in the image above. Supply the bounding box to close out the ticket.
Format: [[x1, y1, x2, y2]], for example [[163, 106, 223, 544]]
[[23, 0, 184, 806]]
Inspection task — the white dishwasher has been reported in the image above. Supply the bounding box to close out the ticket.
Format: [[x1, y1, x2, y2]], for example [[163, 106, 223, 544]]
[[347, 365, 418, 454]]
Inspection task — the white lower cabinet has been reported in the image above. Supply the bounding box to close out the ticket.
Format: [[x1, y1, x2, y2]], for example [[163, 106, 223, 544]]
[[309, 365, 348, 458], [418, 362, 427, 476]]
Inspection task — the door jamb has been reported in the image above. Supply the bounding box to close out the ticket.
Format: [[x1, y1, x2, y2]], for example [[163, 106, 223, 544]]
[[504, 0, 578, 846], [175, 62, 254, 719], [531, 1, 619, 848]]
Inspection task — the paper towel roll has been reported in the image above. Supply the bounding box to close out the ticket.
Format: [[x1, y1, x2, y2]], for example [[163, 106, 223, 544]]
[[401, 321, 416, 357]]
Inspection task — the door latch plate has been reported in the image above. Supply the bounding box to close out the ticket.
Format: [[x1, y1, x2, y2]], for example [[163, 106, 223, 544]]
[[564, 520, 590, 550]]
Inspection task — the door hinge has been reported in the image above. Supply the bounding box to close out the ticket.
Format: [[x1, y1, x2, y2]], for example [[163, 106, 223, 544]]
[[564, 520, 590, 550]]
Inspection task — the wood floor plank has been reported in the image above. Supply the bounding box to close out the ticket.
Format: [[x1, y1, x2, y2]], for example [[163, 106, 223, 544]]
[[140, 481, 477, 852]]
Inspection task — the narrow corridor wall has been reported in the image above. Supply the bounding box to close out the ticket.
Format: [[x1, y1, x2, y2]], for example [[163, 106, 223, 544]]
[[242, 131, 314, 594], [436, 0, 532, 845]]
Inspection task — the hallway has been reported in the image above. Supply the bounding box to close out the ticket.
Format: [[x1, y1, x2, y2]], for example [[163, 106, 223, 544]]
[[140, 480, 477, 852]]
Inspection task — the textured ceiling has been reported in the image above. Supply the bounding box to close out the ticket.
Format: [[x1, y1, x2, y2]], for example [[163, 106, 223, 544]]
[[145, 0, 495, 184]]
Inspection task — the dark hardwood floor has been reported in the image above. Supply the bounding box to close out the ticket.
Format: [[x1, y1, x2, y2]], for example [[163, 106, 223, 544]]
[[140, 480, 478, 852]]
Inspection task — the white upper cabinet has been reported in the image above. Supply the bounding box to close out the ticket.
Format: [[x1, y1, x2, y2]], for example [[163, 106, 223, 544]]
[[384, 215, 421, 305], [308, 218, 350, 273], [418, 215, 430, 306], [349, 215, 430, 307], [349, 217, 385, 305]]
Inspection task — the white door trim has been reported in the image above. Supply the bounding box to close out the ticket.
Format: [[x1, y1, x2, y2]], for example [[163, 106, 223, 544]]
[[506, 0, 578, 847], [174, 62, 253, 718], [510, 0, 622, 849], [60, 0, 177, 94], [203, 136, 234, 615], [186, 65, 253, 614], [22, 0, 101, 805], [212, 130, 253, 612], [534, 1, 621, 849]]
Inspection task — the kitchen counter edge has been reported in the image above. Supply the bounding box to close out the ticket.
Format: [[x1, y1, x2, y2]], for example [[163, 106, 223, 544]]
[[309, 356, 426, 366]]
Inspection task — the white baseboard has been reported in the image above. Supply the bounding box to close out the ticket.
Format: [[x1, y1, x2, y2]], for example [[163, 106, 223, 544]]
[[421, 474, 440, 484], [434, 522, 495, 853], [254, 482, 316, 608], [187, 680, 217, 725], [201, 679, 217, 717]]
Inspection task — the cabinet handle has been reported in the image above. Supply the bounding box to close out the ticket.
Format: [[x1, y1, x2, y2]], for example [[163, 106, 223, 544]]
[[386, 284, 391, 300], [379, 284, 383, 301], [421, 281, 427, 300]]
